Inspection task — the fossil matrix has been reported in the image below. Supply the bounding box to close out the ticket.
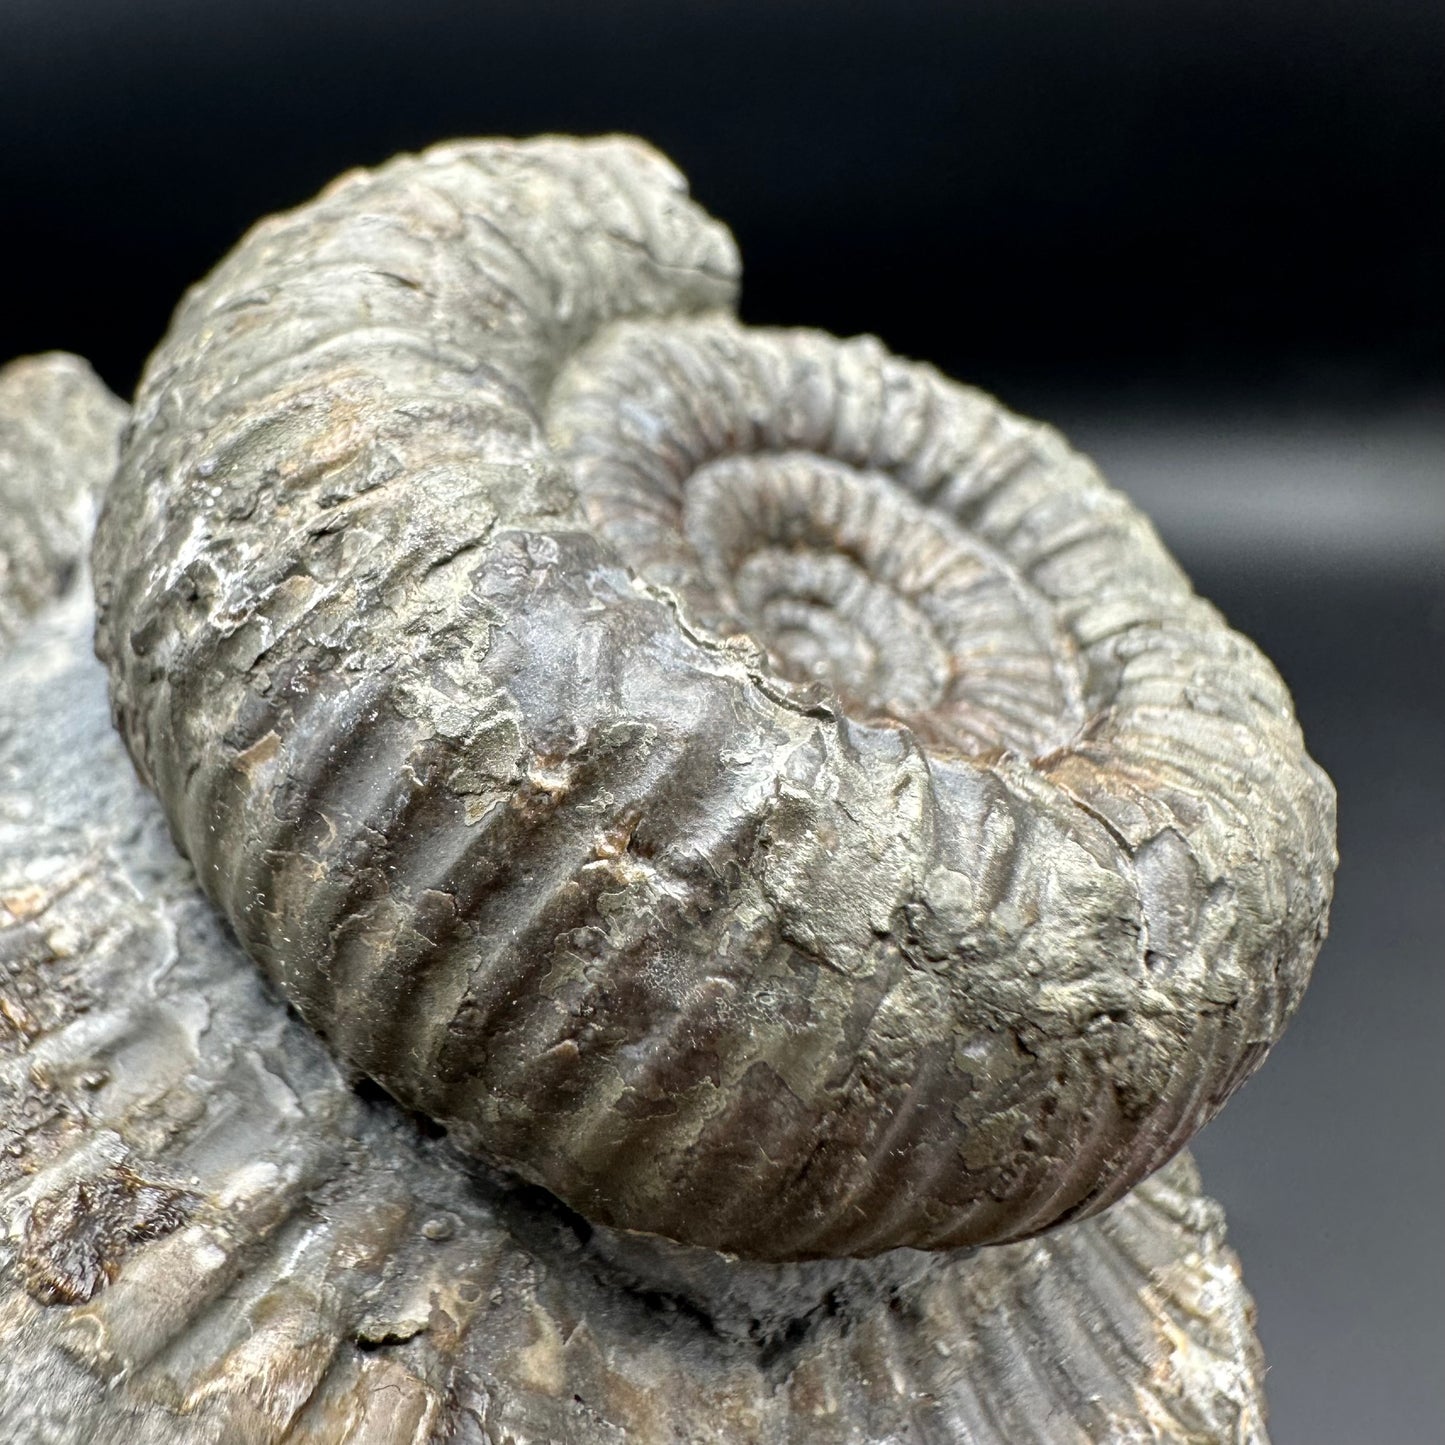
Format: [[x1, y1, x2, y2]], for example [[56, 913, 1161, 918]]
[[1, 136, 1336, 1444]]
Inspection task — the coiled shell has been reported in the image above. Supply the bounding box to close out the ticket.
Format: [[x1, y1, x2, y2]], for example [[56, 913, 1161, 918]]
[[93, 136, 1336, 1261]]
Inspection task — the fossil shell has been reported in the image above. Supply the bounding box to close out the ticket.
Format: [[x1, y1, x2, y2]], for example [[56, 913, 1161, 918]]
[[92, 136, 1336, 1261], [2, 520, 1269, 1444]]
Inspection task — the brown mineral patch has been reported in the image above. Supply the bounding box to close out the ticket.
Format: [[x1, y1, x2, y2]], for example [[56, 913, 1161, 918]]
[[0, 882, 56, 924], [1, 922, 68, 1046], [233, 729, 282, 776], [0, 993, 39, 1040], [0, 1069, 86, 1190], [1, 870, 100, 1052], [19, 1163, 201, 1306]]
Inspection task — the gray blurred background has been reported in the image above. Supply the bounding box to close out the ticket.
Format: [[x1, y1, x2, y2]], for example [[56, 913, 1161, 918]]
[[3, 3, 1441, 1440]]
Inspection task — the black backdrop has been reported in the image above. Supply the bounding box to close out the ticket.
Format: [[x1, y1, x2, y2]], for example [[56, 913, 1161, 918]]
[[3, 4, 1442, 1442], [4, 0, 1441, 407]]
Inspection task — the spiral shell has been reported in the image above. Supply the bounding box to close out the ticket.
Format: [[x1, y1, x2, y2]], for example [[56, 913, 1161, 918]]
[[93, 136, 1336, 1261]]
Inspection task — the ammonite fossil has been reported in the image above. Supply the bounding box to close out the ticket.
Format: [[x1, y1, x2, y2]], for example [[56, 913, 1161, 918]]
[[0, 567, 1273, 1442], [1, 132, 1336, 1444], [93, 136, 1334, 1263]]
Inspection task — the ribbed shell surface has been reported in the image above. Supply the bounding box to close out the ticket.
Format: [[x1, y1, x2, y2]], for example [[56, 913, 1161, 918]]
[[92, 136, 1336, 1260]]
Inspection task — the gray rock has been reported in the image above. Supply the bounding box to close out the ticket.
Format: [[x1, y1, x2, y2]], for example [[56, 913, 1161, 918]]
[[0, 353, 126, 652]]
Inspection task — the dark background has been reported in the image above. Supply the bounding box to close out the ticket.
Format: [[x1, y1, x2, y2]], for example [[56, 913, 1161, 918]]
[[3, 3, 1441, 1440]]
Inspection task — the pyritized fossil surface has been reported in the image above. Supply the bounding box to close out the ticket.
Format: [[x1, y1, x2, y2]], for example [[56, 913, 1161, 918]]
[[1, 133, 1336, 1443], [92, 137, 1334, 1264]]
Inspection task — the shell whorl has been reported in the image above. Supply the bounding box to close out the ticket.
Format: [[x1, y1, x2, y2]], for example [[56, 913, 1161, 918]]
[[92, 136, 1335, 1261]]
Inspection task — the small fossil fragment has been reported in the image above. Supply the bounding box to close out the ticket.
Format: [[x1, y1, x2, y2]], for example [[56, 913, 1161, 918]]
[[0, 353, 126, 652]]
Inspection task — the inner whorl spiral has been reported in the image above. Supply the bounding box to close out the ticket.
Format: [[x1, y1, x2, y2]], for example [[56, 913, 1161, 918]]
[[550, 320, 1087, 758], [92, 136, 1336, 1261]]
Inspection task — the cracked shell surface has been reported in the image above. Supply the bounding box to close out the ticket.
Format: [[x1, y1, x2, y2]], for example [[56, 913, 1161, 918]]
[[91, 136, 1336, 1261]]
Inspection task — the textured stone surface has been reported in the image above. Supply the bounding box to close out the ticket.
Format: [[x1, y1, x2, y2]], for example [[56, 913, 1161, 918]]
[[91, 136, 1336, 1260]]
